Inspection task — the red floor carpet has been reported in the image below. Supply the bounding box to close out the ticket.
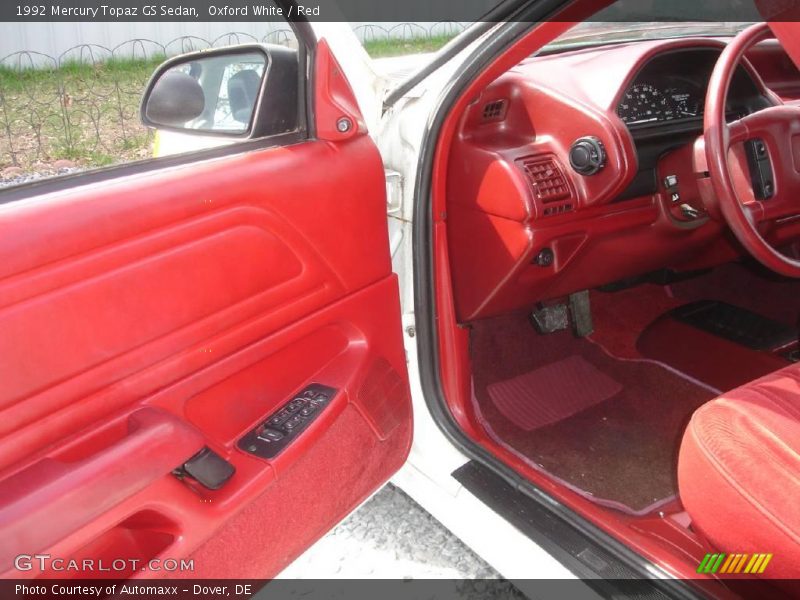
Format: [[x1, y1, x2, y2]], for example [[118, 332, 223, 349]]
[[471, 312, 716, 514]]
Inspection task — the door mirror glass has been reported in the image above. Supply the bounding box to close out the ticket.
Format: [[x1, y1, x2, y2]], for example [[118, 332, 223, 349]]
[[142, 49, 267, 135]]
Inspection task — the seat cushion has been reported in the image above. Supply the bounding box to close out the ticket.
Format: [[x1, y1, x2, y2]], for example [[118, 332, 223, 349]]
[[678, 362, 800, 578]]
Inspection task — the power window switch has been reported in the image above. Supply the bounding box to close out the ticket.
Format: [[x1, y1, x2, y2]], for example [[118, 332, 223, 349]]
[[287, 399, 307, 413], [284, 415, 305, 431]]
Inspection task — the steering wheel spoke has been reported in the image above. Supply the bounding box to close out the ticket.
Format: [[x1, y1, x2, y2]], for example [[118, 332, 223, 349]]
[[725, 117, 750, 146]]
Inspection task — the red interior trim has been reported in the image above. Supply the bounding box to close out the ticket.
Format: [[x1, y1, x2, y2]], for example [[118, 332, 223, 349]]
[[429, 4, 735, 586], [0, 84, 411, 576]]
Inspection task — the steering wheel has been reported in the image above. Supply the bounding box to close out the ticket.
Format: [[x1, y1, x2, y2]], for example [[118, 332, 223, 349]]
[[704, 22, 800, 277]]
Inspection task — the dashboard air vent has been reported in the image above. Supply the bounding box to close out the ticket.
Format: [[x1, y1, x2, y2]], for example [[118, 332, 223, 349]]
[[482, 99, 508, 122], [518, 155, 575, 218]]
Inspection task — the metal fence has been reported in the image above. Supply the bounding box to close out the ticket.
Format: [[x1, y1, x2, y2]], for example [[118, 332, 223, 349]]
[[0, 23, 467, 174], [0, 30, 296, 173]]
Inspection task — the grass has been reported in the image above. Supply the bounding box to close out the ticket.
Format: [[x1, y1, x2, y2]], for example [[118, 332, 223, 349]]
[[0, 36, 455, 176], [0, 56, 164, 92], [363, 34, 456, 58], [0, 56, 164, 174], [0, 56, 164, 171]]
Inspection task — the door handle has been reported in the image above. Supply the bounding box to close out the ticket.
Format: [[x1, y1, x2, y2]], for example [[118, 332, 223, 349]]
[[0, 408, 204, 572]]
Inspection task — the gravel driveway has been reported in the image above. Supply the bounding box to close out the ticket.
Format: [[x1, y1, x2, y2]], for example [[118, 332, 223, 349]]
[[280, 484, 521, 587], [0, 167, 84, 190]]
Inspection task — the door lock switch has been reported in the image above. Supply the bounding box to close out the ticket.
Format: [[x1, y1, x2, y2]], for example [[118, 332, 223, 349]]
[[258, 428, 285, 442]]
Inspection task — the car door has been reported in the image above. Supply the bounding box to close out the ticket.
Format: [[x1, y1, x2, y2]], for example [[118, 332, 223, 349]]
[[0, 21, 412, 581]]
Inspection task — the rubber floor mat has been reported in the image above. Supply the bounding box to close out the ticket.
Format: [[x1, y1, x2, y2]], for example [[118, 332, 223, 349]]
[[472, 313, 717, 514], [671, 300, 796, 351], [488, 356, 622, 431]]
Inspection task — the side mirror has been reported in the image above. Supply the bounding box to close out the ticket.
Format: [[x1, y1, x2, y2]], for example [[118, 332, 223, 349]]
[[140, 46, 270, 137]]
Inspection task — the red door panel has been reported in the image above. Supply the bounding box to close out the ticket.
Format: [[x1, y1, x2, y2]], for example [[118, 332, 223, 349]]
[[0, 125, 411, 577]]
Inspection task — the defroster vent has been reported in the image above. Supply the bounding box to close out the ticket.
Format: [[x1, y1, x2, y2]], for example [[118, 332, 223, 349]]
[[482, 99, 508, 122]]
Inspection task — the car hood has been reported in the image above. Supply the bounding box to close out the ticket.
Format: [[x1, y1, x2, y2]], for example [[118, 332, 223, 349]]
[[373, 53, 436, 84]]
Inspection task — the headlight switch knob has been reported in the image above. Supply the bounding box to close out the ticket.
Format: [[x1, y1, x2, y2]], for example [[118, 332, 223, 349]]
[[569, 136, 607, 176]]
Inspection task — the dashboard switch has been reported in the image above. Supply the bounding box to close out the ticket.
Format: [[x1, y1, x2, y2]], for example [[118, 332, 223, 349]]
[[680, 204, 700, 220], [534, 248, 555, 267], [569, 137, 606, 176], [745, 138, 775, 200]]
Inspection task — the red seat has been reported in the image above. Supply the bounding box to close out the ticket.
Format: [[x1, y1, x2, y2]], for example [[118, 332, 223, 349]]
[[678, 362, 800, 579]]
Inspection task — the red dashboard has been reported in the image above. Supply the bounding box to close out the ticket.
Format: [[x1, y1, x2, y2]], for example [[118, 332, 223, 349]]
[[446, 37, 800, 322]]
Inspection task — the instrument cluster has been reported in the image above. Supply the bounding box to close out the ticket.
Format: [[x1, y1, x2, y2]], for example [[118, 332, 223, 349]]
[[617, 80, 704, 126]]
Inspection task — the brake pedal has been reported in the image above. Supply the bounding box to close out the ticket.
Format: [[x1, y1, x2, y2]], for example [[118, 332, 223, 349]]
[[569, 290, 594, 338], [530, 304, 569, 334]]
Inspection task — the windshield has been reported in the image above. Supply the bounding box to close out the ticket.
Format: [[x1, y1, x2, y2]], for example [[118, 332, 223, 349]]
[[546, 21, 755, 51], [381, 0, 765, 106], [543, 0, 762, 49]]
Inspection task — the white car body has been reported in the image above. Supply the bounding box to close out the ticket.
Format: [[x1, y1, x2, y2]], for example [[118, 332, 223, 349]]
[[310, 24, 583, 588], [157, 22, 582, 587]]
